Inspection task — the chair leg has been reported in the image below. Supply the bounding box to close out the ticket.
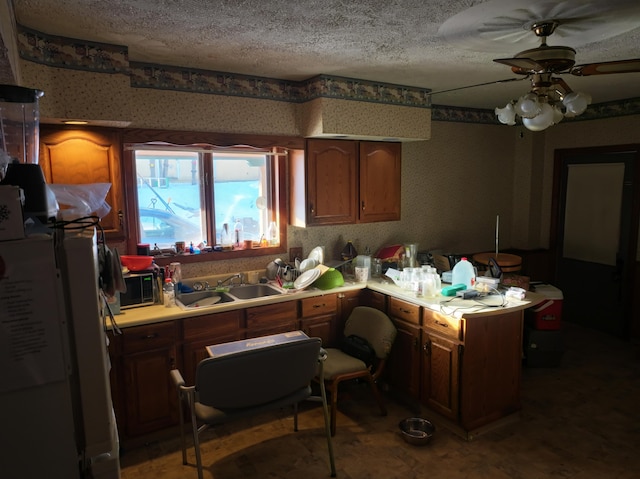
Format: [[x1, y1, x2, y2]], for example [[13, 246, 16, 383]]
[[176, 389, 187, 465], [293, 402, 299, 431], [189, 399, 204, 479], [329, 380, 339, 436], [366, 374, 387, 416], [319, 365, 337, 476]]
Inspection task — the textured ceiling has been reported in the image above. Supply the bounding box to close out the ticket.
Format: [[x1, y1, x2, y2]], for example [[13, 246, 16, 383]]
[[11, 0, 640, 109]]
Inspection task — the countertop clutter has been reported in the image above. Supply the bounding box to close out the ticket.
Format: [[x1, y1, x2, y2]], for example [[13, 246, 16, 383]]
[[111, 277, 543, 329]]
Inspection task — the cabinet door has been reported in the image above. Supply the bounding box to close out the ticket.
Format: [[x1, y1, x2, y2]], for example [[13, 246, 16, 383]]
[[358, 141, 401, 223], [361, 289, 387, 311], [245, 300, 298, 338], [39, 126, 124, 238], [120, 322, 179, 437], [421, 331, 460, 421], [300, 315, 335, 347], [122, 346, 179, 437], [305, 139, 357, 225], [182, 310, 244, 384], [337, 290, 361, 338], [385, 318, 421, 400]]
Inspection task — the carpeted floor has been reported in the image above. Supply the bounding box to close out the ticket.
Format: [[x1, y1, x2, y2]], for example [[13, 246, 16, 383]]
[[119, 322, 640, 479]]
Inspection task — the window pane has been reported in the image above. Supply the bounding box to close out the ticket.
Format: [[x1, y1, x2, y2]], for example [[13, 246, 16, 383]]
[[212, 153, 271, 245], [134, 150, 204, 249]]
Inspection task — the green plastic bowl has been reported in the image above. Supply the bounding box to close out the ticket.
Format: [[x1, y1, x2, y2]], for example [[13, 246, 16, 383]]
[[312, 268, 344, 290]]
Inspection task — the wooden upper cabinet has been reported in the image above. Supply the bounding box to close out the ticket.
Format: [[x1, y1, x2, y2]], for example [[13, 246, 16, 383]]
[[293, 139, 358, 226], [289, 139, 401, 227], [359, 141, 401, 223], [39, 126, 124, 238]]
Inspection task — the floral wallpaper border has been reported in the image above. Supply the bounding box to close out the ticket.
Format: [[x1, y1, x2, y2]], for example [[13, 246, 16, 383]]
[[17, 24, 640, 123]]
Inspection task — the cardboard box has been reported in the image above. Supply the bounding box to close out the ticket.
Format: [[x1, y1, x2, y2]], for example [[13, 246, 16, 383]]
[[207, 330, 309, 358], [524, 327, 564, 368], [526, 284, 563, 330], [0, 186, 25, 241]]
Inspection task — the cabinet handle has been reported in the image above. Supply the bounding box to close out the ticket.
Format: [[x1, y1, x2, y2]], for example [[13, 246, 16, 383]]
[[361, 201, 365, 211], [413, 337, 419, 349], [423, 340, 431, 355], [118, 209, 124, 227], [142, 333, 159, 340], [309, 202, 315, 214], [313, 303, 323, 309], [434, 320, 449, 328]]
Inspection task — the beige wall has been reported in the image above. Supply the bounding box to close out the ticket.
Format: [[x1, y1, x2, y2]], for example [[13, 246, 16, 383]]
[[19, 59, 640, 278]]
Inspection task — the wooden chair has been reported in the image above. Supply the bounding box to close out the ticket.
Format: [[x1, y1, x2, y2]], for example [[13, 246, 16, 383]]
[[171, 333, 336, 479], [319, 306, 397, 436]]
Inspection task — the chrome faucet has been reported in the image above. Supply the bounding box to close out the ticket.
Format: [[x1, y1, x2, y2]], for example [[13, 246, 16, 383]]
[[217, 273, 243, 287]]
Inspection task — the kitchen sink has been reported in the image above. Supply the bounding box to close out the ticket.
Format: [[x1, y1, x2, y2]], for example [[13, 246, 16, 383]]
[[176, 290, 235, 309], [227, 283, 282, 300]]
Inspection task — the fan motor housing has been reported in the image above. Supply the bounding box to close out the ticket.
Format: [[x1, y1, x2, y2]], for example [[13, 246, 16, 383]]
[[512, 45, 576, 74]]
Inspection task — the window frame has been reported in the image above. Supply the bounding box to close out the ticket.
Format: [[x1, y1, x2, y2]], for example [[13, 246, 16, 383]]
[[121, 130, 297, 266]]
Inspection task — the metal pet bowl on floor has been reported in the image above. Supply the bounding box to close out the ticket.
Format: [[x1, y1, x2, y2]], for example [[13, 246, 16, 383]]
[[399, 417, 435, 446]]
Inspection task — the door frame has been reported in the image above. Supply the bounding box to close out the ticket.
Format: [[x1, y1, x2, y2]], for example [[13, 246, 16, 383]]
[[550, 144, 640, 337]]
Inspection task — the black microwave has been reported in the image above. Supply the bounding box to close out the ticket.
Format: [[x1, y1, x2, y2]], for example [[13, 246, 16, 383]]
[[121, 272, 156, 309]]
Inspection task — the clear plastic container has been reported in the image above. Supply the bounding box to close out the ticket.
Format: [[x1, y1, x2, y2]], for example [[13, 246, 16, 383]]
[[451, 257, 476, 289]]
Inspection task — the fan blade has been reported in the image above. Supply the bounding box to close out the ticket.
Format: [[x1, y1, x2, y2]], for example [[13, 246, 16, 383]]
[[494, 57, 545, 72], [571, 59, 640, 76], [428, 77, 527, 96]]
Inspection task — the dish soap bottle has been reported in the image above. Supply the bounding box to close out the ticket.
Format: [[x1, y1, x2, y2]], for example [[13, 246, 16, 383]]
[[451, 257, 476, 289]]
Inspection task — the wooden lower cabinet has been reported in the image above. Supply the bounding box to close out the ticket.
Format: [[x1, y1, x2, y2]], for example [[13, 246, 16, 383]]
[[245, 300, 299, 338], [420, 330, 460, 421], [381, 293, 524, 437], [110, 289, 526, 440], [336, 289, 361, 338], [181, 310, 244, 385], [300, 294, 337, 347], [116, 321, 180, 438], [386, 297, 422, 400]]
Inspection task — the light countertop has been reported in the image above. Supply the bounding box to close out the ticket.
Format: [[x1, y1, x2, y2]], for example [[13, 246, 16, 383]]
[[109, 278, 544, 329]]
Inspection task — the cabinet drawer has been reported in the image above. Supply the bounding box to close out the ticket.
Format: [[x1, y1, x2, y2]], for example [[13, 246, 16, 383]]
[[182, 310, 244, 341], [246, 301, 298, 329], [122, 321, 177, 354], [388, 297, 421, 325], [423, 308, 463, 341], [301, 294, 337, 317]]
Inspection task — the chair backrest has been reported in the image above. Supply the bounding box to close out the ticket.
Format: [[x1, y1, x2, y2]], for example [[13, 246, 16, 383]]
[[195, 337, 321, 409], [344, 306, 397, 360]]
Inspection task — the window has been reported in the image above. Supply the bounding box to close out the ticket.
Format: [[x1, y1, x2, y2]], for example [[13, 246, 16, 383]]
[[125, 143, 285, 259]]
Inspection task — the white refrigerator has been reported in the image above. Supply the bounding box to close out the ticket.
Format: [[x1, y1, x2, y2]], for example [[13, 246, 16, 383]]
[[0, 228, 120, 478]]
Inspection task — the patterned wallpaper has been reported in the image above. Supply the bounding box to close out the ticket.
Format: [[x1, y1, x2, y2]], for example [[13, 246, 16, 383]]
[[17, 24, 640, 123], [13, 25, 640, 281]]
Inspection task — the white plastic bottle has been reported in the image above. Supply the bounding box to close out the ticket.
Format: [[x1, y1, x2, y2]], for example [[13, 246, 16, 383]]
[[163, 278, 175, 307], [451, 257, 476, 289]]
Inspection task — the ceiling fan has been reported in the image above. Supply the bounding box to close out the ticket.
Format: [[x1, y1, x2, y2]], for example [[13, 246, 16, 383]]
[[431, 19, 640, 130]]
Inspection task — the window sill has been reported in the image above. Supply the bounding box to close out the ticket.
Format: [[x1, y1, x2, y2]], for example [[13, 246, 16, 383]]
[[152, 244, 287, 267]]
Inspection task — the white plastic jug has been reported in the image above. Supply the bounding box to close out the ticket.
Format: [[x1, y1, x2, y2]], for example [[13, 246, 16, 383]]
[[451, 257, 475, 289]]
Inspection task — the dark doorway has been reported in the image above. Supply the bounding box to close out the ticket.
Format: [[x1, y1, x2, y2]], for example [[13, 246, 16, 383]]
[[551, 145, 640, 337]]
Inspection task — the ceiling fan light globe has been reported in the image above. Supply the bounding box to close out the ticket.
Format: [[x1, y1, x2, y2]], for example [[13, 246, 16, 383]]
[[495, 103, 516, 125], [522, 103, 554, 131], [552, 105, 564, 124], [563, 91, 591, 116], [515, 93, 541, 118]]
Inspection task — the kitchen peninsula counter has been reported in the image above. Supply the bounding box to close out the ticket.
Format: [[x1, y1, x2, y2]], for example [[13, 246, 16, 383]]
[[112, 278, 543, 329], [108, 277, 544, 441]]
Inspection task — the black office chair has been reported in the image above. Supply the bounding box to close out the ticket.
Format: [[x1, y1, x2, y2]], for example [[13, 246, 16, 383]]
[[171, 333, 336, 479]]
